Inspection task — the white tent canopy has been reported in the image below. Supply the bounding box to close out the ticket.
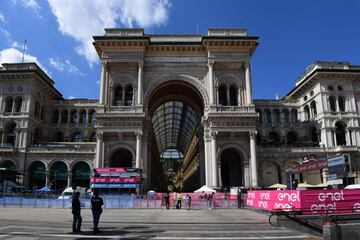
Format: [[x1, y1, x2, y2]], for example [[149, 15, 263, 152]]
[[345, 184, 360, 189], [194, 185, 216, 193]]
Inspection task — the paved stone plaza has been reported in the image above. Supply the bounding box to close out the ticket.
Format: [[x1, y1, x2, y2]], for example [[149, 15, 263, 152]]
[[0, 207, 321, 239]]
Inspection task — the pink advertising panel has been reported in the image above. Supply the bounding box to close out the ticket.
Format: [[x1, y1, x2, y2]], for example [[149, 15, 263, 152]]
[[247, 190, 360, 215], [90, 177, 141, 183]]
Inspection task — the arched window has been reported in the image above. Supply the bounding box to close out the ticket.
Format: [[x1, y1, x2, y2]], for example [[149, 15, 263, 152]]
[[4, 122, 16, 146], [125, 85, 133, 106], [329, 96, 336, 112], [89, 110, 95, 124], [272, 109, 280, 124], [264, 109, 271, 124], [290, 109, 298, 123], [310, 101, 317, 116], [40, 106, 46, 120], [55, 132, 64, 142], [52, 110, 59, 123], [310, 127, 319, 143], [335, 122, 346, 146], [89, 132, 96, 142], [304, 105, 310, 121], [72, 132, 84, 142], [114, 86, 123, 106], [14, 96, 22, 112], [282, 109, 289, 123], [79, 110, 86, 125], [33, 128, 41, 144], [286, 131, 298, 145], [70, 110, 77, 124], [268, 131, 281, 144], [61, 110, 68, 123], [256, 109, 262, 123], [229, 85, 237, 106], [219, 85, 227, 106], [5, 96, 13, 112], [338, 96, 345, 112], [34, 102, 40, 118]]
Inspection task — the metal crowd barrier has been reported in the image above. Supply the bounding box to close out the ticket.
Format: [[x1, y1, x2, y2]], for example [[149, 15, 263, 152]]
[[0, 193, 241, 209]]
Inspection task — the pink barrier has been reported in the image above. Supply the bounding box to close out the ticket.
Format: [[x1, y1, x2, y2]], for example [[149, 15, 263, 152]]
[[247, 189, 360, 215]]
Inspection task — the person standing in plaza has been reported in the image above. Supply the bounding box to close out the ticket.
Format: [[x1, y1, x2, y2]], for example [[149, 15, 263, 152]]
[[186, 194, 192, 210], [176, 192, 182, 209], [164, 192, 170, 209], [71, 192, 82, 233], [91, 190, 104, 233]]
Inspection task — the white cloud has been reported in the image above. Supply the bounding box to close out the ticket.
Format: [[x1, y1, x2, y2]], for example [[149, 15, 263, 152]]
[[12, 0, 41, 11], [47, 0, 171, 66], [0, 13, 5, 23], [0, 48, 48, 74], [0, 28, 11, 43], [49, 57, 84, 76], [11, 41, 24, 50], [68, 96, 76, 99]]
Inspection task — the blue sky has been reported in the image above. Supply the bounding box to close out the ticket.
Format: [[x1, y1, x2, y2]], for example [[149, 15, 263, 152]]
[[0, 0, 359, 100]]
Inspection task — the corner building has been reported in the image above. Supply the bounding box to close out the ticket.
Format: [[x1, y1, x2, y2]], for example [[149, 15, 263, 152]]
[[0, 28, 360, 192]]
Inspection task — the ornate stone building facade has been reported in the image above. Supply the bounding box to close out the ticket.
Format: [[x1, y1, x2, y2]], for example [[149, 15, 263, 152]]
[[0, 28, 359, 192]]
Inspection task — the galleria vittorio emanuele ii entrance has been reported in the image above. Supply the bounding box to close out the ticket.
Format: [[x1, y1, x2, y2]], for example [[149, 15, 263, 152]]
[[93, 28, 259, 192]]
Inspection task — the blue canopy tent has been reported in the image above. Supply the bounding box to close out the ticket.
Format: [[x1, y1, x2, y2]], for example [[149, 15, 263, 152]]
[[33, 186, 53, 193]]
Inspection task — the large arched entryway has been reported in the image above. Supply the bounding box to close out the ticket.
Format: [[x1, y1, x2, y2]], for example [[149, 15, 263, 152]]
[[110, 148, 133, 167], [50, 161, 68, 190], [220, 148, 243, 188], [147, 80, 205, 191], [72, 162, 91, 188], [28, 161, 46, 189], [0, 160, 16, 169]]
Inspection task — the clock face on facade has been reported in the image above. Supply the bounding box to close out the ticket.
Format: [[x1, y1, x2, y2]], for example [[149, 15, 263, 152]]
[[8, 86, 13, 92]]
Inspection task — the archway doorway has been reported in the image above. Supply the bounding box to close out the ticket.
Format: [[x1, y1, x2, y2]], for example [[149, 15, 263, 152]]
[[220, 148, 243, 187], [72, 162, 91, 188], [0, 160, 16, 169], [50, 161, 68, 190], [147, 81, 204, 191], [110, 148, 133, 167], [29, 161, 46, 189]]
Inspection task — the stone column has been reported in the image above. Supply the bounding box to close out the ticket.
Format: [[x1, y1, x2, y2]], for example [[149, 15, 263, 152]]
[[99, 61, 107, 105], [137, 61, 144, 105], [135, 131, 143, 169], [21, 130, 28, 148], [45, 171, 51, 187], [332, 131, 337, 146], [95, 132, 103, 168], [245, 62, 252, 105], [244, 162, 250, 187], [204, 132, 211, 186], [346, 130, 351, 146], [208, 60, 215, 105], [249, 131, 258, 187], [218, 160, 222, 188], [211, 131, 218, 187], [237, 88, 242, 106], [67, 171, 72, 187]]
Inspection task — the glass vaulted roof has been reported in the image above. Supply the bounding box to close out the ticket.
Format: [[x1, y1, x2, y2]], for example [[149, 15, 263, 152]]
[[152, 101, 199, 156]]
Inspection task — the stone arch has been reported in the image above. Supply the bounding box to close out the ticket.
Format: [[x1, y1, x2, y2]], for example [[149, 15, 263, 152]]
[[27, 161, 46, 189], [218, 146, 245, 187], [49, 161, 68, 190], [106, 143, 136, 167], [144, 74, 209, 110], [109, 73, 136, 88], [71, 161, 92, 188], [216, 73, 242, 88], [0, 159, 17, 169]]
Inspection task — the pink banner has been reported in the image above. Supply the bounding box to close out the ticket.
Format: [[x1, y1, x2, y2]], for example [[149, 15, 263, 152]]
[[91, 177, 141, 183], [95, 168, 126, 172], [247, 189, 360, 215]]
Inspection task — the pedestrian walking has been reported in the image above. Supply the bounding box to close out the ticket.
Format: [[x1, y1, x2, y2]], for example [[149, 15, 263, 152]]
[[237, 190, 243, 208], [164, 192, 170, 209], [208, 193, 213, 209], [91, 190, 104, 233], [186, 194, 192, 210], [176, 192, 182, 209]]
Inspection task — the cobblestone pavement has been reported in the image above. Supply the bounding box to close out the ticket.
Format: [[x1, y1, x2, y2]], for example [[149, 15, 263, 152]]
[[0, 208, 321, 239]]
